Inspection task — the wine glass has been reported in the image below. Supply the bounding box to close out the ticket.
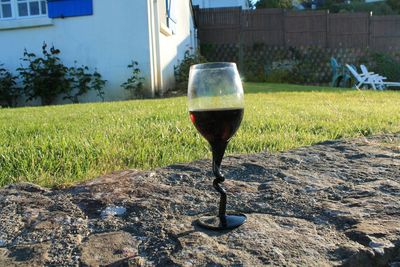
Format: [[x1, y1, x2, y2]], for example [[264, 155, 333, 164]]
[[188, 62, 246, 230]]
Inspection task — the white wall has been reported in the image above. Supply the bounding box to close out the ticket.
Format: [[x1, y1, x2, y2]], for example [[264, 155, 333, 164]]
[[158, 0, 197, 94], [0, 0, 151, 104], [192, 0, 249, 9]]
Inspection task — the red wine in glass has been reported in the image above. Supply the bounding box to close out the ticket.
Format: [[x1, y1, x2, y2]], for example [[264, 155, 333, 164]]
[[188, 63, 246, 230], [189, 108, 244, 145]]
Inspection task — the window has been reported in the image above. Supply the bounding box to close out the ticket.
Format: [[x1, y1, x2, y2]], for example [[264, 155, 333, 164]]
[[158, 0, 176, 35], [1, 0, 12, 19], [0, 0, 47, 20]]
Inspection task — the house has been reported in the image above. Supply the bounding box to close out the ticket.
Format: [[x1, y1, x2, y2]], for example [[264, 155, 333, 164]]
[[192, 0, 250, 9], [0, 0, 197, 103]]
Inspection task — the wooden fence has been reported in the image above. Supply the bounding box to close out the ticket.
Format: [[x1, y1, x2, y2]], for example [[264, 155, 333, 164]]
[[195, 7, 400, 51]]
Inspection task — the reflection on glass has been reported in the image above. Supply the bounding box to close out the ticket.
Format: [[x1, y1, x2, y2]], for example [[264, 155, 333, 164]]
[[18, 2, 28, 16], [40, 0, 46, 14], [2, 4, 11, 17], [29, 1, 39, 15]]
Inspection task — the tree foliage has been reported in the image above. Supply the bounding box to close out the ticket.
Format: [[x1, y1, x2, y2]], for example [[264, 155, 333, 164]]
[[0, 64, 20, 107], [121, 61, 145, 98], [255, 0, 293, 9], [387, 0, 400, 13], [18, 42, 106, 105], [18, 43, 70, 105]]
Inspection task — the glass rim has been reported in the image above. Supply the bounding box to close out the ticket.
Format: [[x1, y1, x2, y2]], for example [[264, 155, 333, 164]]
[[190, 62, 237, 71]]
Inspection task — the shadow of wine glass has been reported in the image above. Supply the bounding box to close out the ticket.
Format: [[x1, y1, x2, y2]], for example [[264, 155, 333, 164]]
[[188, 218, 241, 237]]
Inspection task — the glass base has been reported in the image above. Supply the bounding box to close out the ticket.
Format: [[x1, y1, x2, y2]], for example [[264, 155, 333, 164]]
[[196, 213, 247, 231]]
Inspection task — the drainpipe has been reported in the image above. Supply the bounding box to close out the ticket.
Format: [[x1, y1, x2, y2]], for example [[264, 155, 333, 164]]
[[147, 0, 162, 97]]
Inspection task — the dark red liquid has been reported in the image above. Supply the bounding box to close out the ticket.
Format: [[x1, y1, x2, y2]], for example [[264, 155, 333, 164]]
[[189, 108, 244, 144]]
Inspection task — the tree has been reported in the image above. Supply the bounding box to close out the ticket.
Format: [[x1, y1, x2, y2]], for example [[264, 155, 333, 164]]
[[255, 0, 293, 9], [247, 0, 255, 9], [387, 0, 400, 13]]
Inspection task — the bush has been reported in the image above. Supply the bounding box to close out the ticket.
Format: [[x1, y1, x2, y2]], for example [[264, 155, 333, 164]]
[[328, 1, 396, 15], [243, 57, 267, 82], [174, 49, 207, 92], [387, 0, 400, 14], [91, 70, 107, 102], [255, 0, 292, 9], [0, 64, 20, 107], [265, 60, 298, 83], [262, 47, 329, 84], [18, 42, 107, 105], [18, 43, 70, 105], [66, 64, 107, 103], [121, 61, 145, 98], [364, 52, 400, 84]]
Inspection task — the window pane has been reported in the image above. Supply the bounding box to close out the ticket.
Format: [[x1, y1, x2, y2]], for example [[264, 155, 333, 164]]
[[29, 1, 39, 15], [2, 4, 11, 17], [40, 0, 46, 14], [18, 2, 28, 16], [1, 0, 11, 2]]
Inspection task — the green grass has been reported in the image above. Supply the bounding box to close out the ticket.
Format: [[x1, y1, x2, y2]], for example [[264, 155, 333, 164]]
[[1, 83, 399, 188]]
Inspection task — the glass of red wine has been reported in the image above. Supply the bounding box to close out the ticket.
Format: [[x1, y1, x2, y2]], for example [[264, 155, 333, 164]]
[[188, 62, 246, 231]]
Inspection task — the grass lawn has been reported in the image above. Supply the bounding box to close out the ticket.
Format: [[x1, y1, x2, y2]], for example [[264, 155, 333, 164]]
[[1, 83, 399, 188]]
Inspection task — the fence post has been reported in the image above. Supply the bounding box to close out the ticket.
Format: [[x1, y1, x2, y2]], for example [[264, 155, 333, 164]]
[[239, 9, 244, 74], [326, 10, 329, 48], [368, 11, 372, 49], [282, 9, 286, 47]]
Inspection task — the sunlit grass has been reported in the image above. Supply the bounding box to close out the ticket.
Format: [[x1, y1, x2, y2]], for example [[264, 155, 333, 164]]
[[0, 83, 399, 187]]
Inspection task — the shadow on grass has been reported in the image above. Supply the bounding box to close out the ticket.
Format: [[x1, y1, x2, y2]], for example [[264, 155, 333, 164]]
[[244, 82, 354, 94]]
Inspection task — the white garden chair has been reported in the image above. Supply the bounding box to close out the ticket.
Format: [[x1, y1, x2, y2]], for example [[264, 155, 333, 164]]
[[359, 65, 386, 90], [346, 64, 380, 90], [360, 64, 400, 90]]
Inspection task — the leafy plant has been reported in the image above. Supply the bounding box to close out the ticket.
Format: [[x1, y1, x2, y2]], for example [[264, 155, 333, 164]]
[[265, 60, 297, 83], [327, 1, 395, 15], [18, 43, 107, 105], [364, 52, 400, 86], [387, 0, 400, 14], [174, 49, 207, 92], [92, 70, 107, 102], [18, 43, 70, 105], [0, 64, 20, 107], [65, 63, 107, 103], [121, 61, 145, 98], [243, 56, 267, 82], [255, 0, 292, 9]]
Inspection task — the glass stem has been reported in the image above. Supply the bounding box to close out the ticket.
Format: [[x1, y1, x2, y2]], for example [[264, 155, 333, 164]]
[[211, 141, 228, 222]]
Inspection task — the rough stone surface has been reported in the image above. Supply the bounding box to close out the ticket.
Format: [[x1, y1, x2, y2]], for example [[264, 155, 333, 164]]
[[0, 134, 399, 266]]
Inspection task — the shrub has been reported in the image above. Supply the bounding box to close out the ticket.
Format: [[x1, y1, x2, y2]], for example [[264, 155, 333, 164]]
[[365, 52, 400, 85], [265, 60, 297, 83], [262, 47, 329, 84], [121, 61, 145, 98], [255, 0, 292, 9], [243, 57, 267, 82], [0, 64, 20, 107], [174, 49, 207, 92], [328, 1, 396, 15], [18, 42, 107, 105], [18, 43, 70, 105], [66, 64, 107, 103], [387, 0, 400, 14], [91, 70, 107, 102]]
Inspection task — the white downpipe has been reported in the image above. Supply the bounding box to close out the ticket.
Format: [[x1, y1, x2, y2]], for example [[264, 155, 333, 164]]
[[147, 0, 162, 97]]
